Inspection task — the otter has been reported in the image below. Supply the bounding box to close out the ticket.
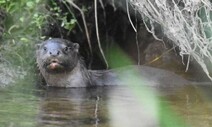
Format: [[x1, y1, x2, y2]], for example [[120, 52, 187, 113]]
[[36, 38, 208, 87]]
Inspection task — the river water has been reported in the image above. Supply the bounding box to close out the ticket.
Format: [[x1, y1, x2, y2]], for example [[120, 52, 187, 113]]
[[0, 76, 212, 127]]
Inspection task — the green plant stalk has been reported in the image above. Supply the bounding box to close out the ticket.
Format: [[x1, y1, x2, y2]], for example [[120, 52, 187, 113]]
[[108, 45, 189, 127]]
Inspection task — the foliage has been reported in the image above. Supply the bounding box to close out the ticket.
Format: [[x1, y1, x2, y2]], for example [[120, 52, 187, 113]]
[[49, 0, 77, 32], [0, 0, 47, 68], [0, 0, 76, 69], [0, 0, 47, 39]]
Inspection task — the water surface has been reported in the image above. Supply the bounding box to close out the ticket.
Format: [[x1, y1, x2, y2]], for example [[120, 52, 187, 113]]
[[1, 80, 212, 127]]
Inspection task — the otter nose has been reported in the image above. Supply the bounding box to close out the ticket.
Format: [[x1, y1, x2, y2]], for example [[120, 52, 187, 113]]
[[49, 50, 60, 57]]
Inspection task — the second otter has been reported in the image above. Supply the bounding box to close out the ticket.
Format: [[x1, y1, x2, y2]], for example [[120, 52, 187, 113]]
[[36, 38, 192, 87]]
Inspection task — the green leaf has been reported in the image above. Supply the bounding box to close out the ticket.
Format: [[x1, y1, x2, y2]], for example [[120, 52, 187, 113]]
[[26, 1, 34, 8]]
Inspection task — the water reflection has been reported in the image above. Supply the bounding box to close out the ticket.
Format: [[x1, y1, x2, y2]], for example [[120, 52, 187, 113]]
[[37, 84, 212, 127], [38, 86, 161, 127], [0, 86, 39, 127], [164, 85, 212, 127], [37, 86, 182, 127], [107, 86, 159, 127], [38, 87, 110, 127], [1, 83, 212, 127]]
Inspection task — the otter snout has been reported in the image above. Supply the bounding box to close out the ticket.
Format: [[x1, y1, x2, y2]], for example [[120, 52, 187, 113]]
[[48, 50, 60, 57]]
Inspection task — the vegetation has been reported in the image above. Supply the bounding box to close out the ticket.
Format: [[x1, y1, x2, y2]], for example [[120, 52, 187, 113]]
[[0, 0, 76, 69], [0, 1, 205, 127], [0, 0, 46, 68]]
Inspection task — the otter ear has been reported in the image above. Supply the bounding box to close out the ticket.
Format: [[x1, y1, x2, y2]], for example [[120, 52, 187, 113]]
[[73, 43, 79, 52], [35, 44, 41, 49]]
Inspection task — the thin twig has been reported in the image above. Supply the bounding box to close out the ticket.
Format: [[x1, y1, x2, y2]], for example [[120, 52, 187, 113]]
[[94, 0, 108, 68], [62, 1, 83, 32], [134, 9, 140, 65], [66, 0, 92, 55], [126, 0, 137, 32]]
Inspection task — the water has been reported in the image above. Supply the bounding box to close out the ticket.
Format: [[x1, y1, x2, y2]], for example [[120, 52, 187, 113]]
[[1, 78, 212, 127]]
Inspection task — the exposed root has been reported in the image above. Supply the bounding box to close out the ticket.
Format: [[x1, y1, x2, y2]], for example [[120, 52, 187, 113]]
[[65, 0, 93, 55], [131, 0, 212, 80], [126, 0, 137, 32], [94, 0, 108, 68]]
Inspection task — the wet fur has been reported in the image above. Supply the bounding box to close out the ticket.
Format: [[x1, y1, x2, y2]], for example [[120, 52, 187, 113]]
[[36, 38, 91, 87], [36, 38, 202, 88]]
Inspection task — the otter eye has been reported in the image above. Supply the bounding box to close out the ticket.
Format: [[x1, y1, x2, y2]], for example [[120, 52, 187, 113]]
[[43, 47, 47, 51], [63, 47, 70, 52]]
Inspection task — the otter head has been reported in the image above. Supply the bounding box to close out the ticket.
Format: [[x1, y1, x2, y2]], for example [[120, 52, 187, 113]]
[[36, 38, 80, 74]]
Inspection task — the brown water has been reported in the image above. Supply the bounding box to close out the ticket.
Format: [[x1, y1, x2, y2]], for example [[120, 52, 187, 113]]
[[1, 82, 212, 127]]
